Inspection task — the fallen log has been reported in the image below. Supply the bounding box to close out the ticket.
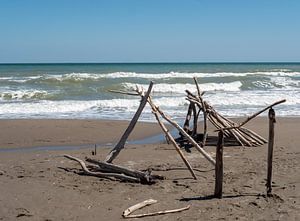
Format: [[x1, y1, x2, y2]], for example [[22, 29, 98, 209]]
[[63, 155, 140, 183], [85, 157, 163, 184]]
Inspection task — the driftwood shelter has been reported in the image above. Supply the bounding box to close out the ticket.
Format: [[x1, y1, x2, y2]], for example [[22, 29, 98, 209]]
[[63, 78, 285, 195]]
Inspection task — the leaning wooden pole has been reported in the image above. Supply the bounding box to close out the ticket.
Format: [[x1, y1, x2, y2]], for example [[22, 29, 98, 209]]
[[149, 98, 197, 179], [193, 77, 208, 146], [154, 104, 216, 166], [105, 81, 154, 163], [266, 108, 276, 195], [214, 130, 224, 198]]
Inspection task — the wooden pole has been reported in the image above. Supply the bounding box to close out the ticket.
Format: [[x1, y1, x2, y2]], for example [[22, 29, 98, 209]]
[[154, 104, 216, 166], [222, 99, 285, 130], [150, 101, 197, 180], [193, 77, 208, 146], [214, 130, 224, 198], [105, 81, 153, 163], [266, 108, 276, 195]]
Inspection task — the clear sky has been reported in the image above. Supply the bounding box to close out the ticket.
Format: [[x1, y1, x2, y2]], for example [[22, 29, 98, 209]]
[[0, 0, 299, 63]]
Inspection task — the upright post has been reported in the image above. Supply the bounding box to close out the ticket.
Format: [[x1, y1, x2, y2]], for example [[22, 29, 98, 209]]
[[214, 130, 224, 198], [266, 108, 276, 195]]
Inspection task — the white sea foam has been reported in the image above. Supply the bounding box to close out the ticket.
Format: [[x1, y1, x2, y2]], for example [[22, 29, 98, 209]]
[[122, 81, 242, 94], [2, 71, 300, 83], [0, 90, 50, 100], [96, 71, 300, 79]]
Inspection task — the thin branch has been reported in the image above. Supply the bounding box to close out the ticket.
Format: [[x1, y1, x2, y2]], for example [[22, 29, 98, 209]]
[[122, 199, 190, 218]]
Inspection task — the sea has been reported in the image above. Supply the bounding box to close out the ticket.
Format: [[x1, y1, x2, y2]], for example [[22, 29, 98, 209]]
[[0, 63, 299, 122]]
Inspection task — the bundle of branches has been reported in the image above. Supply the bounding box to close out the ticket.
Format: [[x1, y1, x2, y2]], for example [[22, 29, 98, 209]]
[[184, 78, 285, 147], [63, 155, 164, 185]]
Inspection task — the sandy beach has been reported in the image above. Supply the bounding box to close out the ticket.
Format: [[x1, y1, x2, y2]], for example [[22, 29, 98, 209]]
[[0, 117, 299, 220]]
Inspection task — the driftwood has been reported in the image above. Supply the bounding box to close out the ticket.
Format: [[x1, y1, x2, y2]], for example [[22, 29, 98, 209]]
[[64, 155, 162, 184], [122, 199, 190, 218], [181, 80, 285, 147], [193, 77, 208, 146], [136, 90, 197, 179], [214, 130, 224, 198], [147, 96, 216, 166], [85, 157, 163, 184], [105, 81, 154, 163], [64, 155, 140, 183], [222, 99, 286, 130], [266, 108, 276, 195]]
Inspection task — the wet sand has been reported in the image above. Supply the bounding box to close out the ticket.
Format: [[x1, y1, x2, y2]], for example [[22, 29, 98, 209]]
[[0, 117, 299, 220]]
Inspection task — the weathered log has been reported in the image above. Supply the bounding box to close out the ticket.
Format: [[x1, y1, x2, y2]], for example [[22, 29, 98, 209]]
[[122, 199, 190, 218], [214, 130, 224, 198], [105, 81, 154, 163], [266, 108, 276, 195], [85, 158, 162, 184], [63, 155, 140, 183]]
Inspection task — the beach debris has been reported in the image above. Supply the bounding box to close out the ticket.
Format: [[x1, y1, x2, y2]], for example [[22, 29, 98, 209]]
[[266, 108, 276, 196], [62, 79, 286, 189], [107, 81, 215, 180], [122, 199, 190, 218], [63, 154, 163, 184]]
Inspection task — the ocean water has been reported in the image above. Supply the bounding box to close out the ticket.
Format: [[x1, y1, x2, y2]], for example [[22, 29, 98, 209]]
[[0, 63, 299, 122]]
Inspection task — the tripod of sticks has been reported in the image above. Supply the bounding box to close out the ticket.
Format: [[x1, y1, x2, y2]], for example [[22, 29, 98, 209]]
[[63, 79, 285, 185]]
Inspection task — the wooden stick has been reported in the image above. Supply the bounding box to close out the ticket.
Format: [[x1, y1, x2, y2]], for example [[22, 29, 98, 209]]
[[123, 199, 157, 217], [150, 102, 197, 180], [266, 108, 276, 195], [63, 155, 140, 183], [108, 89, 139, 96], [214, 130, 224, 199], [153, 102, 216, 166], [191, 102, 198, 136], [123, 199, 190, 218], [105, 81, 154, 163], [183, 102, 193, 133], [222, 99, 286, 130], [193, 77, 208, 146]]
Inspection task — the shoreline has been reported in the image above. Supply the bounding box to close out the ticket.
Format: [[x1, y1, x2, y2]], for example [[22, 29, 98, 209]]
[[0, 119, 167, 149], [0, 116, 298, 150], [0, 116, 299, 220]]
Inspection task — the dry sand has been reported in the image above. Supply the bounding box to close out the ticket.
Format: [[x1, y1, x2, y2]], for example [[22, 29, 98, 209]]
[[0, 117, 299, 220]]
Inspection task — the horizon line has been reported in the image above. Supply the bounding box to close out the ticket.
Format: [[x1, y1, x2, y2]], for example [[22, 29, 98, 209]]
[[1, 61, 300, 65]]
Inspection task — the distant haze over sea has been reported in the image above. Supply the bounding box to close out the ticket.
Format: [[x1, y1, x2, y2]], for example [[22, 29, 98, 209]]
[[0, 63, 299, 121]]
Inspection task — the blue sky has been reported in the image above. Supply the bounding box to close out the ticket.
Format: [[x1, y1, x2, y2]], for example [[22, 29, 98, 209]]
[[0, 0, 299, 63]]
